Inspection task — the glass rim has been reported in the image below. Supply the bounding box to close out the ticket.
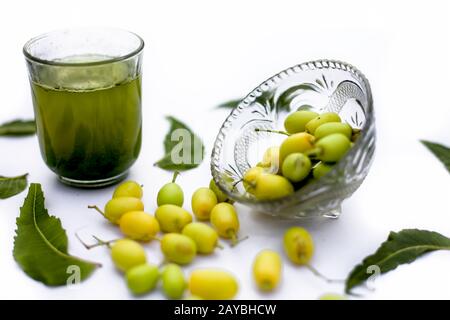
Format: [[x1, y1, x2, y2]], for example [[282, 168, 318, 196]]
[[23, 27, 145, 67]]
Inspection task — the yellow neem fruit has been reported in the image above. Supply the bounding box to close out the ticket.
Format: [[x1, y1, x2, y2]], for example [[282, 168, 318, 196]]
[[253, 250, 282, 291], [252, 173, 294, 200], [184, 295, 203, 300], [210, 203, 239, 240], [191, 187, 218, 221], [119, 211, 160, 241], [155, 204, 192, 233], [283, 226, 314, 265], [260, 146, 280, 172], [279, 132, 315, 165], [243, 166, 264, 194], [113, 181, 143, 199], [319, 293, 347, 300], [189, 269, 238, 300], [182, 222, 219, 254], [160, 233, 197, 265], [104, 197, 144, 224]]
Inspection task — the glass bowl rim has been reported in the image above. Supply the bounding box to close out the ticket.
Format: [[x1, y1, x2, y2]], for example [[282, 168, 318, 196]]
[[210, 59, 374, 207], [23, 27, 145, 67]]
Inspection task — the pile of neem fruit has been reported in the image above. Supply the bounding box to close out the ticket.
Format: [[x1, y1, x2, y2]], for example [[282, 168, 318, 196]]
[[87, 175, 242, 299], [86, 175, 335, 299], [81, 109, 357, 299], [243, 110, 360, 200]]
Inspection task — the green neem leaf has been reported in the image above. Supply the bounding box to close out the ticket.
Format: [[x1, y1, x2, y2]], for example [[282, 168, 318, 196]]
[[346, 229, 450, 294], [0, 174, 28, 199], [0, 119, 36, 136], [154, 153, 201, 171], [154, 116, 204, 171], [13, 183, 100, 286], [216, 99, 242, 109], [421, 140, 450, 174]]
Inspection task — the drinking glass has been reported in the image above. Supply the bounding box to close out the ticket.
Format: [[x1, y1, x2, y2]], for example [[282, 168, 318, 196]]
[[23, 28, 144, 187]]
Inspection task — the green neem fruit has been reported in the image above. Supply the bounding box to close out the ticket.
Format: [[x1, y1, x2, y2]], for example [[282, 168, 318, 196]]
[[110, 239, 147, 272], [284, 110, 319, 134], [279, 132, 315, 165], [314, 122, 352, 140], [161, 233, 197, 265], [113, 181, 143, 199], [157, 171, 184, 207], [126, 264, 159, 295], [297, 104, 314, 111], [162, 263, 186, 299], [305, 112, 341, 134], [312, 162, 334, 180], [281, 153, 312, 183], [155, 204, 192, 233], [182, 222, 219, 254], [313, 133, 351, 162], [209, 178, 229, 203]]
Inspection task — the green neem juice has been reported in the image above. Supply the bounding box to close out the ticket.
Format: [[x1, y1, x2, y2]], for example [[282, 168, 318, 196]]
[[30, 56, 142, 185]]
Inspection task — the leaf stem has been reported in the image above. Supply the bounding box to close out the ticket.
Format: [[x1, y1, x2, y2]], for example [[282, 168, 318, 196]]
[[255, 128, 290, 136], [88, 205, 105, 217], [306, 264, 344, 284], [75, 233, 118, 250], [227, 230, 249, 247], [172, 171, 180, 183]]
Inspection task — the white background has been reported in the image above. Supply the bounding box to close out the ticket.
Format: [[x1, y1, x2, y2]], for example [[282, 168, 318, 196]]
[[1, 0, 450, 300]]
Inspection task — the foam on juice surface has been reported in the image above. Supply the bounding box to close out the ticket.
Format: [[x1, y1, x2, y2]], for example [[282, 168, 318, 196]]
[[38, 54, 133, 91]]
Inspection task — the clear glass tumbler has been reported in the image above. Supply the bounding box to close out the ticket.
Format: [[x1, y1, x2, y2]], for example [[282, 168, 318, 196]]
[[23, 28, 144, 187]]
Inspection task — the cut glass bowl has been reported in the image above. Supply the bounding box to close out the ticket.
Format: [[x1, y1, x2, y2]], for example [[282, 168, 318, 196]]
[[211, 60, 375, 219]]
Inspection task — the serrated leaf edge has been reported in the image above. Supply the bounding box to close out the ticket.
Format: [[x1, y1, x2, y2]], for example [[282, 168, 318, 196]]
[[14, 184, 101, 267], [345, 229, 450, 293]]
